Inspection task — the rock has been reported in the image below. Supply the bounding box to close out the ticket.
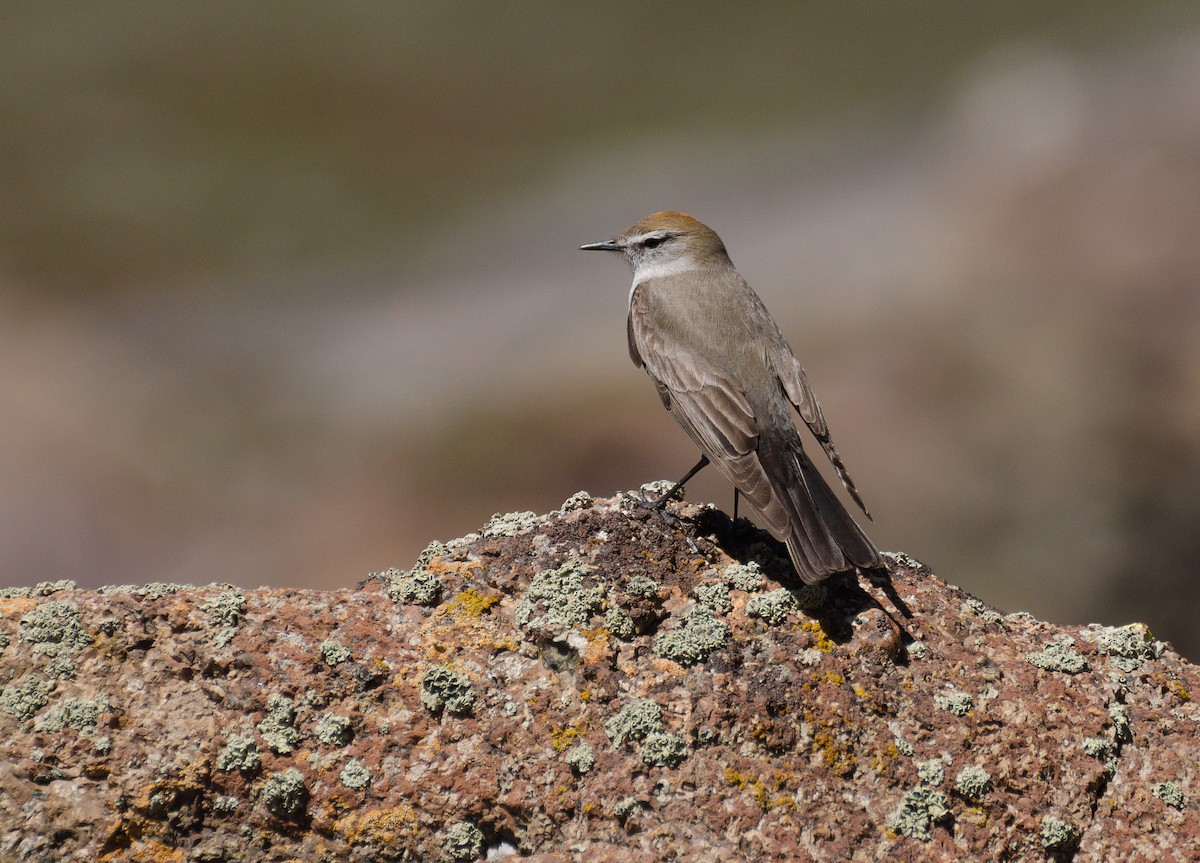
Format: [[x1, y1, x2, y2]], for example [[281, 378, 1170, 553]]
[[0, 493, 1195, 862]]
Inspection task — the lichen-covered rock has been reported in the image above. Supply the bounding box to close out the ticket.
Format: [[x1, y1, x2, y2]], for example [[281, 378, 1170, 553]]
[[0, 492, 1197, 862]]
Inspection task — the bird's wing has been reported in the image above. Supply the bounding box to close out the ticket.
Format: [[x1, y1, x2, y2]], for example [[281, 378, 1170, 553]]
[[629, 293, 793, 541], [771, 343, 873, 519]]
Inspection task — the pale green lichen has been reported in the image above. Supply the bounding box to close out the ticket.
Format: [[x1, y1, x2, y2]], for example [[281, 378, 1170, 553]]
[[604, 606, 635, 640], [35, 695, 109, 734], [213, 795, 239, 813], [916, 759, 944, 786], [19, 601, 91, 675], [692, 582, 732, 614], [887, 787, 950, 840], [315, 713, 353, 746], [93, 735, 111, 754], [261, 768, 307, 816], [257, 694, 300, 754], [1095, 624, 1161, 672], [386, 566, 443, 606], [0, 674, 54, 723], [893, 736, 914, 757], [1040, 816, 1078, 850], [626, 576, 659, 598], [638, 479, 677, 499], [319, 640, 352, 665], [1082, 736, 1117, 772], [561, 490, 594, 511], [746, 589, 799, 626], [963, 597, 1004, 624], [604, 699, 664, 746], [565, 742, 596, 774], [1109, 701, 1132, 742], [340, 758, 371, 789], [722, 561, 764, 592], [517, 561, 604, 633], [640, 731, 688, 767], [482, 510, 541, 537], [203, 589, 246, 627], [907, 641, 927, 660], [420, 666, 475, 715], [0, 581, 77, 598], [955, 765, 991, 800], [1152, 781, 1184, 810], [614, 796, 641, 819], [442, 820, 484, 862], [653, 605, 730, 666], [216, 735, 261, 772], [1026, 639, 1089, 674], [385, 541, 449, 605], [933, 689, 973, 717]]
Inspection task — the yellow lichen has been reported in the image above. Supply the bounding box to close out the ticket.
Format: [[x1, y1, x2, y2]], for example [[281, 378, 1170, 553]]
[[334, 804, 420, 846], [550, 722, 588, 752], [801, 621, 836, 653], [448, 589, 500, 619]]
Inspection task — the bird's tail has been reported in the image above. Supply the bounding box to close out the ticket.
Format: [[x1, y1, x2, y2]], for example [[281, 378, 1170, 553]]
[[779, 447, 882, 584]]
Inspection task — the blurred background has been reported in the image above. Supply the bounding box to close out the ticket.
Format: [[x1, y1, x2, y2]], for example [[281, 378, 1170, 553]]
[[3, 2, 1199, 657]]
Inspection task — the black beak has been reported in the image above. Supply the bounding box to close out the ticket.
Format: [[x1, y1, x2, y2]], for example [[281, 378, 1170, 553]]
[[580, 239, 622, 251]]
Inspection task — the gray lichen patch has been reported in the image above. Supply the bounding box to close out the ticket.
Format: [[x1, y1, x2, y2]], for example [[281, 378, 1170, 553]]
[[916, 759, 945, 786], [604, 699, 664, 747], [386, 566, 443, 606], [18, 601, 91, 665], [35, 695, 110, 735], [887, 786, 950, 840], [257, 694, 300, 754], [216, 735, 261, 772], [0, 674, 55, 723], [640, 731, 688, 767], [315, 713, 353, 746], [339, 758, 371, 790], [517, 560, 604, 634], [746, 589, 799, 626], [565, 742, 596, 775], [1094, 623, 1162, 672], [442, 820, 484, 862], [603, 606, 635, 640], [202, 589, 246, 628], [0, 581, 77, 598], [318, 640, 352, 665], [1151, 781, 1184, 810], [385, 540, 449, 605], [653, 605, 730, 666], [722, 561, 764, 592], [261, 768, 308, 817], [626, 576, 659, 598], [482, 510, 542, 537], [933, 689, 973, 717], [963, 597, 1004, 625], [692, 582, 732, 614], [1108, 701, 1131, 742], [1026, 638, 1089, 674], [1040, 816, 1078, 850], [420, 666, 475, 715], [955, 765, 991, 800], [561, 490, 594, 511]]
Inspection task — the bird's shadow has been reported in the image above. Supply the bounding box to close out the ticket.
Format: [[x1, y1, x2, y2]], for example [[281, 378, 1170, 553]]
[[691, 506, 913, 647]]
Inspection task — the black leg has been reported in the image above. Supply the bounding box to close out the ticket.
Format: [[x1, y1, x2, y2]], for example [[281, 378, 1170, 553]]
[[652, 454, 710, 510], [733, 488, 740, 521]]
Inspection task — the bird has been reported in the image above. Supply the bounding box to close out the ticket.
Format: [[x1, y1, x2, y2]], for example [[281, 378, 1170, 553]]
[[581, 211, 882, 584]]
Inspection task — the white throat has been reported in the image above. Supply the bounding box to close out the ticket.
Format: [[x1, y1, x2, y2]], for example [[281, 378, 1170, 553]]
[[627, 256, 700, 304]]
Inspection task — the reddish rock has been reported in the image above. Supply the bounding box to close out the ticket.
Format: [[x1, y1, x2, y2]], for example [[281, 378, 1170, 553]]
[[0, 494, 1195, 862]]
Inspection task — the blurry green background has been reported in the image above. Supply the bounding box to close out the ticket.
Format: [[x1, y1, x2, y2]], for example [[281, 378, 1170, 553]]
[[4, 3, 1200, 657]]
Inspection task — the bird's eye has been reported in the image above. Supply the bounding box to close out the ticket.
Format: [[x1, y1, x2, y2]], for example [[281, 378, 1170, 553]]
[[643, 235, 665, 249]]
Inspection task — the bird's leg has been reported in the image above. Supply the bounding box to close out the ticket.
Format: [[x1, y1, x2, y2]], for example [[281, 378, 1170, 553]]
[[650, 454, 710, 511], [733, 488, 740, 522]]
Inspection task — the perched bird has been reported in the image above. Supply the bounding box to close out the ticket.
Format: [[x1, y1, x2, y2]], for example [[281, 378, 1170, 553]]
[[581, 211, 881, 584]]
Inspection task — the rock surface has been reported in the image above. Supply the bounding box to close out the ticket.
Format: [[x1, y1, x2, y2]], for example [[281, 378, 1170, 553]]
[[0, 491, 1195, 862]]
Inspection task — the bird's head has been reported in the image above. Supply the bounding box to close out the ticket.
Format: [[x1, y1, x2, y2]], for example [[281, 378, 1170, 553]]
[[581, 211, 730, 279]]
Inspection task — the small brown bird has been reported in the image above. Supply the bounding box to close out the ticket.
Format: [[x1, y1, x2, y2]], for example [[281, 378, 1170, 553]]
[[581, 211, 881, 583]]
